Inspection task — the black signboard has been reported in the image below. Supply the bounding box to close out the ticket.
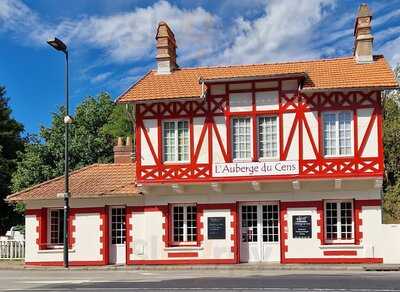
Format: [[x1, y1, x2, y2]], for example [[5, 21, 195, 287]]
[[292, 215, 312, 238], [207, 217, 226, 239]]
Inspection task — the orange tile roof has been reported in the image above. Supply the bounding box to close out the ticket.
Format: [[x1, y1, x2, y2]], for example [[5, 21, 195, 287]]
[[7, 163, 138, 202], [117, 55, 398, 103]]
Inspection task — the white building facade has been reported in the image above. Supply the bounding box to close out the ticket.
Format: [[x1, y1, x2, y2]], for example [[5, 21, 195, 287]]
[[8, 4, 400, 266]]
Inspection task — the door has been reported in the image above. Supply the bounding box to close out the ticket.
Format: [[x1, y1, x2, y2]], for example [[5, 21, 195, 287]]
[[240, 203, 280, 262], [109, 207, 126, 264]]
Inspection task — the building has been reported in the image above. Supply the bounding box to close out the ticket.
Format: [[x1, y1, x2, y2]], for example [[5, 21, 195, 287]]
[[7, 4, 400, 266]]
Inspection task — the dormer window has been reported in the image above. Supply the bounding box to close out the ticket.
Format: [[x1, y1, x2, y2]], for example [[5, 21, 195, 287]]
[[163, 120, 189, 163]]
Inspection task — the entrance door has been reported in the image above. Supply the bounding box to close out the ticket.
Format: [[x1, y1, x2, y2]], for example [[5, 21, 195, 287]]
[[240, 203, 280, 262], [109, 207, 126, 264]]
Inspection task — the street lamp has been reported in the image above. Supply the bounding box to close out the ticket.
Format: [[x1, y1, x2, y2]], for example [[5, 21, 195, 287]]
[[47, 37, 73, 268]]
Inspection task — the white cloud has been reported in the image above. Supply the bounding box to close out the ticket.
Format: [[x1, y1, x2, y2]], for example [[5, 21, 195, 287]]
[[0, 0, 221, 64], [91, 72, 113, 84], [379, 36, 400, 67], [208, 0, 336, 65]]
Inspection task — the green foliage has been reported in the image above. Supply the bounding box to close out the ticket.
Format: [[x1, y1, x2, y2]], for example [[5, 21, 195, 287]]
[[383, 65, 400, 223], [0, 86, 24, 233], [101, 103, 135, 138], [12, 92, 133, 193]]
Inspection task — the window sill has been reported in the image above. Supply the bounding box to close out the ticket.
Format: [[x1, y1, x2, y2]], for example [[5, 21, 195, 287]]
[[319, 244, 362, 249], [38, 248, 76, 254], [164, 246, 203, 251]]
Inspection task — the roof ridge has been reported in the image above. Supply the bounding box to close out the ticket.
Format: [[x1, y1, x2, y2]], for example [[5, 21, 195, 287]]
[[6, 163, 100, 200], [168, 55, 366, 72]]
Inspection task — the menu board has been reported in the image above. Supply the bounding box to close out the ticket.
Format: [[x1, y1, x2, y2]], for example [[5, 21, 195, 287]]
[[207, 217, 226, 240], [292, 215, 312, 238]]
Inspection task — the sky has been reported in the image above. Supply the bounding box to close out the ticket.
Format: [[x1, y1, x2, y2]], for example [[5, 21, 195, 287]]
[[0, 0, 400, 135]]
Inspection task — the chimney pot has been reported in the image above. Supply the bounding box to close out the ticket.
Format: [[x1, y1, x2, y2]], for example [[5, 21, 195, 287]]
[[353, 4, 373, 63], [155, 21, 178, 74], [114, 136, 133, 163]]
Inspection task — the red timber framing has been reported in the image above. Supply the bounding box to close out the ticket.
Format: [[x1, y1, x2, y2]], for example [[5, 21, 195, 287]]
[[135, 77, 384, 184]]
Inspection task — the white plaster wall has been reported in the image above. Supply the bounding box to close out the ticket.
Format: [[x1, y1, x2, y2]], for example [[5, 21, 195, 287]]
[[212, 116, 227, 163], [25, 215, 39, 262], [141, 119, 158, 166], [229, 93, 252, 112], [202, 209, 233, 259], [381, 224, 400, 263], [282, 112, 299, 160], [131, 211, 165, 260], [193, 117, 208, 163], [357, 108, 378, 158], [285, 207, 321, 258], [303, 111, 319, 160], [70, 213, 102, 261]]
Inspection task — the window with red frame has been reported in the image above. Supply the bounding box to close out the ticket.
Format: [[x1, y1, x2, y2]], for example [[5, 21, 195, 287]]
[[171, 204, 197, 244], [325, 201, 354, 243]]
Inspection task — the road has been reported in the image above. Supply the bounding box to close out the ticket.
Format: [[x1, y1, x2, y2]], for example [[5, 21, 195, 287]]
[[0, 268, 399, 291]]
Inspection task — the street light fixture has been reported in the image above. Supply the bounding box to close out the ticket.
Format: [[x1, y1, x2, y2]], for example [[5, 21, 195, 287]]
[[47, 37, 71, 268]]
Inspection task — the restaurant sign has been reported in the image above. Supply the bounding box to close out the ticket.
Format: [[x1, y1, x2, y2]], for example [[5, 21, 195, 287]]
[[212, 160, 299, 177]]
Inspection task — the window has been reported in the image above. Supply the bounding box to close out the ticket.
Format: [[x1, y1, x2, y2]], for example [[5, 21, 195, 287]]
[[163, 120, 189, 162], [325, 201, 354, 243], [323, 111, 352, 156], [232, 117, 251, 160], [172, 205, 197, 244], [258, 116, 278, 159], [49, 209, 64, 246], [111, 207, 126, 245]]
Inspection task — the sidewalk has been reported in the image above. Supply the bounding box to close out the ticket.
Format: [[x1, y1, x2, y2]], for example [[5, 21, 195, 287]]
[[1, 260, 399, 271]]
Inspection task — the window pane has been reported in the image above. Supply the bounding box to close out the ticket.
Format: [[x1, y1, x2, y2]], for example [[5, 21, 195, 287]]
[[163, 121, 176, 161], [323, 113, 337, 156], [177, 121, 189, 161], [262, 204, 279, 242], [50, 209, 64, 245], [258, 116, 277, 158], [232, 118, 251, 160], [339, 112, 352, 155]]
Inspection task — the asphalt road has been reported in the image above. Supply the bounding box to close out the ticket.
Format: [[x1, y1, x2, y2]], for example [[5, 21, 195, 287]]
[[0, 269, 400, 291]]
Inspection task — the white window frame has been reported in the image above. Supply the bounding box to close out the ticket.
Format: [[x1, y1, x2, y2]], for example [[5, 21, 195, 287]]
[[257, 115, 279, 160], [48, 208, 64, 247], [324, 200, 354, 244], [231, 116, 253, 162], [171, 204, 197, 245], [162, 119, 190, 163], [322, 111, 354, 157]]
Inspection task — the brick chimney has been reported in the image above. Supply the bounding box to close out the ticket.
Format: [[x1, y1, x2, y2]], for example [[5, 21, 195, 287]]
[[114, 136, 134, 164], [156, 21, 178, 74], [353, 3, 373, 63]]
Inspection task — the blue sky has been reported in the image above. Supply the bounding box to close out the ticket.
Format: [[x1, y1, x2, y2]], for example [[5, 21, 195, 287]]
[[1, 0, 399, 135]]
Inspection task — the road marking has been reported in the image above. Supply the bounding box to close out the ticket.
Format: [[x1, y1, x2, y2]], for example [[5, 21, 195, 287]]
[[22, 280, 91, 284], [3, 288, 400, 291]]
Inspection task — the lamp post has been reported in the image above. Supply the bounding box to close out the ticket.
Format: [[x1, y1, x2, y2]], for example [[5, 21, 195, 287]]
[[47, 37, 73, 268]]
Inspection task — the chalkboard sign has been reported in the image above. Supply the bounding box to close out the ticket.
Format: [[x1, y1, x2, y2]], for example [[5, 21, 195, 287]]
[[292, 215, 312, 238], [207, 217, 226, 239]]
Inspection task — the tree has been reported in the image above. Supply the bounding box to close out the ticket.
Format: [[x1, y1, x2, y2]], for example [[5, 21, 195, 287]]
[[12, 92, 133, 192], [383, 65, 400, 223], [0, 86, 24, 233]]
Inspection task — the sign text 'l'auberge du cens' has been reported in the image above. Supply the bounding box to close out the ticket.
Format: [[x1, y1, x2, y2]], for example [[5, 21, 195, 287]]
[[212, 160, 299, 177]]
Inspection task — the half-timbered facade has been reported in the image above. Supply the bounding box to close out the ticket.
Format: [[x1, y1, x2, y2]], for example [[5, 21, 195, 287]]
[[7, 4, 400, 266]]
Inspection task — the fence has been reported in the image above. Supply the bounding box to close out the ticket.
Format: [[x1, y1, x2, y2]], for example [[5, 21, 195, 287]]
[[0, 241, 25, 260]]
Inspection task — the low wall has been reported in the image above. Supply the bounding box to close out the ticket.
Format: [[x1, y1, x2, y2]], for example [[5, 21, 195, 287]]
[[381, 224, 400, 264]]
